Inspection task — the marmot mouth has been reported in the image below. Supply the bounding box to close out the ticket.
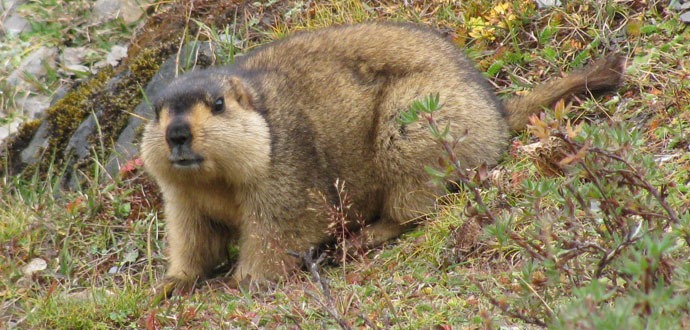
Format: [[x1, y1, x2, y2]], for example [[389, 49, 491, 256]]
[[169, 156, 204, 169]]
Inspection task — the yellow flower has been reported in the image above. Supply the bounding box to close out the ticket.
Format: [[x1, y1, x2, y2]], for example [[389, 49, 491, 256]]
[[467, 16, 496, 40], [491, 2, 511, 16]]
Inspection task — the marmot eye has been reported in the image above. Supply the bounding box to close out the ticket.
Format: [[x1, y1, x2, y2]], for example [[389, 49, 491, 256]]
[[212, 97, 225, 114]]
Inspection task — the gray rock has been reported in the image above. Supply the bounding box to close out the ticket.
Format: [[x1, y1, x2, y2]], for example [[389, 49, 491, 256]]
[[16, 95, 50, 119], [105, 45, 128, 66], [670, 1, 690, 11], [681, 11, 690, 23], [1, 0, 26, 12], [93, 0, 149, 24], [59, 71, 130, 184], [19, 120, 50, 165], [15, 86, 68, 166], [59, 47, 87, 67], [50, 86, 69, 106], [7, 46, 58, 90], [535, 0, 562, 8], [104, 52, 177, 174], [64, 113, 98, 162], [92, 0, 119, 20], [0, 119, 22, 145], [10, 42, 217, 179], [105, 106, 143, 174], [93, 45, 128, 69], [3, 13, 31, 36]]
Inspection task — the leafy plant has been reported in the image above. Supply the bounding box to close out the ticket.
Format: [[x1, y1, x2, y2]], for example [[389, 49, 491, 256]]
[[402, 94, 690, 328]]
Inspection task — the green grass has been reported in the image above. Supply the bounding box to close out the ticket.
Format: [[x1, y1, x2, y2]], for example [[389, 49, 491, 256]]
[[2, 0, 690, 329]]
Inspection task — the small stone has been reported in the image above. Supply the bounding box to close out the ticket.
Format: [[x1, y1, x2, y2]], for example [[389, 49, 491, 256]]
[[7, 46, 58, 90], [0, 118, 22, 144], [22, 258, 47, 276], [3, 13, 31, 36], [535, 0, 562, 8], [16, 95, 51, 119], [65, 113, 99, 161], [94, 45, 128, 69], [1, 0, 27, 11], [105, 45, 128, 66], [670, 1, 690, 11], [120, 0, 148, 24], [93, 0, 149, 24], [50, 86, 69, 106], [59, 47, 88, 67], [65, 64, 91, 75], [19, 120, 50, 165], [681, 11, 690, 23], [93, 0, 119, 20]]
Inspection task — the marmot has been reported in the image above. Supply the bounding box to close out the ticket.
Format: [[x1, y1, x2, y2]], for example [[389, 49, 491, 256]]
[[140, 22, 624, 292]]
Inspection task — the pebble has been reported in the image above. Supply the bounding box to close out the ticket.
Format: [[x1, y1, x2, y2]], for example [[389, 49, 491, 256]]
[[93, 0, 150, 24], [0, 119, 23, 144], [6, 46, 58, 90], [535, 0, 562, 8], [16, 95, 51, 119], [94, 45, 128, 69], [59, 47, 88, 67], [3, 13, 31, 36]]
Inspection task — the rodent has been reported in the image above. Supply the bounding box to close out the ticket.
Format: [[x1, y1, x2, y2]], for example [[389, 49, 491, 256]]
[[140, 22, 624, 292]]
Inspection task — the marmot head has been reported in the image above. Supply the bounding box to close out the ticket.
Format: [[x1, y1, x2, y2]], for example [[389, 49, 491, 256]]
[[140, 70, 271, 185]]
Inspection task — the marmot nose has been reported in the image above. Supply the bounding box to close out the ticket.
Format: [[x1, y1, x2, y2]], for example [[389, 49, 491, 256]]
[[166, 121, 192, 147]]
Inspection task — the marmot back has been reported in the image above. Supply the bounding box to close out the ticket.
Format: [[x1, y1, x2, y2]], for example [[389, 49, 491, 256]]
[[140, 22, 624, 292]]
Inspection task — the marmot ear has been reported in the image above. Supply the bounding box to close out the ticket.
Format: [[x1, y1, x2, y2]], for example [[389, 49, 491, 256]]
[[229, 77, 253, 109]]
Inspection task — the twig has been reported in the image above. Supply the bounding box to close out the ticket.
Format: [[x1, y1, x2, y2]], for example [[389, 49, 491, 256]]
[[421, 112, 496, 224], [359, 314, 382, 330], [517, 276, 555, 316], [174, 1, 193, 78], [554, 132, 689, 246], [286, 315, 303, 330], [475, 279, 548, 328], [289, 248, 353, 330]]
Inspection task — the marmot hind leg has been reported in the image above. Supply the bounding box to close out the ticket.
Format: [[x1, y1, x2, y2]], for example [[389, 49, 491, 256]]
[[354, 180, 439, 249]]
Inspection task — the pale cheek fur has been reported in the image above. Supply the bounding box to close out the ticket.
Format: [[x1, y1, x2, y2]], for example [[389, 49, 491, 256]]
[[141, 125, 169, 176], [197, 113, 271, 183]]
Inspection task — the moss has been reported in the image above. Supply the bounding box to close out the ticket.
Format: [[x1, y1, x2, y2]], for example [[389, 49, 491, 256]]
[[1, 119, 41, 175], [45, 69, 113, 148], [83, 44, 175, 168], [43, 69, 113, 167], [130, 47, 166, 80]]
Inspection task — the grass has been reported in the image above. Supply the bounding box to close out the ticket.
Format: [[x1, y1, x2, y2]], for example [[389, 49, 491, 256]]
[[2, 0, 690, 329]]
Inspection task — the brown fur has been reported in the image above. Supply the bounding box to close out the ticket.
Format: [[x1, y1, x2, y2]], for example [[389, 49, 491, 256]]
[[140, 22, 624, 291]]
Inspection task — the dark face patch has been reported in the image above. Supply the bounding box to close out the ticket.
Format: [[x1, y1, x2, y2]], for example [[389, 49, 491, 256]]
[[153, 70, 226, 119]]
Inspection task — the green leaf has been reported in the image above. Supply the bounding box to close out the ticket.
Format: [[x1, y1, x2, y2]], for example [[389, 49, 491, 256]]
[[542, 47, 557, 62], [640, 25, 657, 35], [424, 165, 448, 179], [572, 49, 590, 68], [486, 60, 504, 76]]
